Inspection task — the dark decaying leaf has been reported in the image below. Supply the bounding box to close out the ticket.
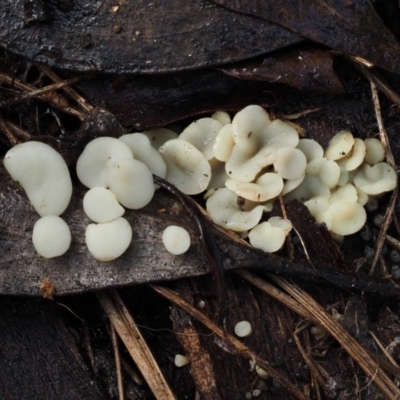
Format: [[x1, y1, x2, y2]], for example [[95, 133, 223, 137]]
[[212, 0, 400, 74], [0, 0, 301, 74], [221, 47, 345, 94], [2, 163, 400, 298], [76, 70, 281, 131]]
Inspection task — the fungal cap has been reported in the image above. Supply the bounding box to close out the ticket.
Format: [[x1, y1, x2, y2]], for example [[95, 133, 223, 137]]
[[76, 137, 133, 188], [337, 138, 366, 171], [4, 141, 73, 216], [107, 158, 155, 209], [32, 215, 71, 258], [119, 133, 167, 179], [159, 139, 211, 195], [142, 128, 178, 150], [206, 188, 266, 232], [225, 173, 283, 202], [364, 138, 385, 165], [162, 225, 191, 255], [174, 355, 190, 367], [249, 221, 287, 253], [234, 321, 252, 337], [85, 217, 132, 261], [353, 162, 397, 195], [179, 118, 223, 160], [83, 187, 125, 223], [324, 131, 355, 160], [324, 201, 367, 235], [213, 124, 235, 162], [273, 147, 307, 180]]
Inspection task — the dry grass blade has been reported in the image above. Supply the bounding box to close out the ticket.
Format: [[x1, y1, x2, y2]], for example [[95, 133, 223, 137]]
[[97, 290, 176, 400], [39, 64, 94, 113], [151, 284, 310, 400], [110, 323, 125, 400], [271, 275, 400, 399]]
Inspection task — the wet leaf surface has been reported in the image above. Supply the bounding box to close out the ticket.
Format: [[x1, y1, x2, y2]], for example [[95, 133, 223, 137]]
[[221, 47, 345, 94], [0, 0, 301, 73], [212, 0, 400, 73]]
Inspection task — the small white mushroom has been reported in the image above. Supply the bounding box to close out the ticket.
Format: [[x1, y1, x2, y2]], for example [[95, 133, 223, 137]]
[[225, 172, 283, 202], [234, 321, 252, 337], [306, 158, 340, 188], [337, 138, 366, 171], [324, 201, 367, 235], [304, 197, 331, 229], [324, 131, 355, 161], [211, 111, 231, 125], [107, 158, 155, 209], [83, 187, 125, 223], [159, 139, 211, 195], [174, 355, 190, 367], [85, 217, 132, 261], [296, 139, 324, 162], [282, 174, 305, 195], [142, 128, 179, 150], [119, 133, 167, 179], [273, 147, 307, 180], [225, 105, 299, 182], [162, 226, 191, 255], [284, 175, 330, 202], [179, 118, 223, 160], [249, 221, 287, 253], [364, 138, 385, 165], [206, 188, 267, 231], [32, 215, 71, 258], [329, 183, 358, 204], [4, 141, 72, 216], [76, 137, 133, 188], [353, 162, 397, 195], [268, 216, 292, 235], [213, 124, 235, 162]]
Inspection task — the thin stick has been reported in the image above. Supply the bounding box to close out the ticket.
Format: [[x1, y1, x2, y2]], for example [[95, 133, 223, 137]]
[[97, 291, 176, 400], [151, 284, 310, 400], [271, 275, 400, 399], [39, 64, 94, 113], [110, 323, 125, 400]]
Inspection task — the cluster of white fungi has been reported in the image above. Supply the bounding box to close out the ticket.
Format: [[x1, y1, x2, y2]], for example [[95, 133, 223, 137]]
[[3, 105, 397, 259]]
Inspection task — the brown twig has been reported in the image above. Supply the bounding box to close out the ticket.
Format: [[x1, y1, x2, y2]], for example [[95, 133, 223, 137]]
[[97, 290, 176, 400], [151, 284, 310, 400], [110, 323, 125, 400]]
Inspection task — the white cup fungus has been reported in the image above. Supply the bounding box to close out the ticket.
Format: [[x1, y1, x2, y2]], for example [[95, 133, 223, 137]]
[[107, 158, 155, 209], [4, 141, 73, 217], [213, 124, 235, 162], [76, 137, 133, 188], [32, 215, 71, 258], [179, 117, 223, 160], [353, 162, 397, 195], [249, 221, 288, 253], [143, 128, 179, 150], [83, 187, 125, 223], [159, 139, 211, 195], [119, 133, 167, 179], [225, 105, 299, 182], [211, 111, 231, 125], [324, 131, 355, 160], [234, 321, 252, 337], [206, 188, 269, 232], [364, 138, 385, 165], [174, 354, 190, 367], [85, 217, 132, 261], [162, 226, 191, 255]]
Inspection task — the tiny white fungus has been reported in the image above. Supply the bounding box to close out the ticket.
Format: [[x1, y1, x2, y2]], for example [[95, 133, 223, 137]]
[[83, 187, 125, 223], [159, 139, 211, 195], [32, 215, 71, 258], [162, 226, 191, 255], [324, 131, 355, 161], [174, 354, 190, 367], [234, 320, 252, 337], [76, 137, 133, 188], [142, 128, 178, 150], [119, 133, 167, 179], [249, 222, 287, 253], [107, 158, 155, 209], [364, 138, 385, 165], [4, 141, 73, 216], [85, 217, 132, 261]]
